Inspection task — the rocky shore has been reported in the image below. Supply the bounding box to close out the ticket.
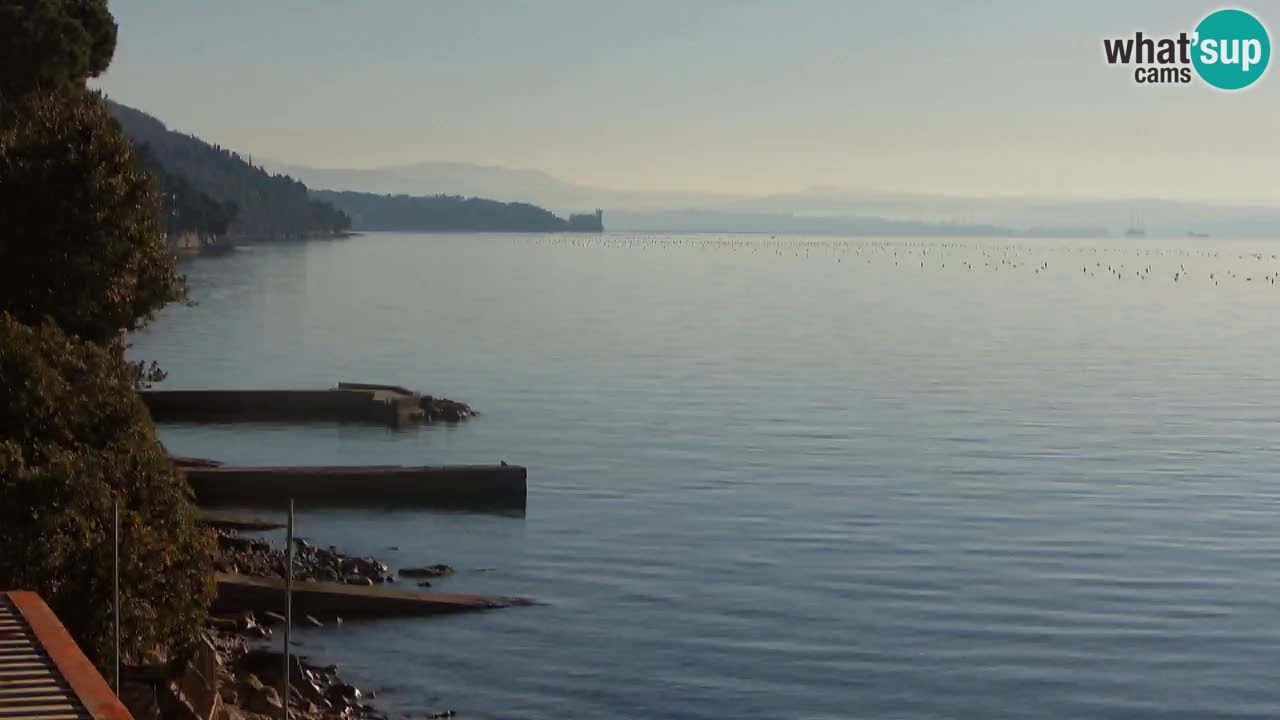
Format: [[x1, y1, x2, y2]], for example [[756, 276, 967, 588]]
[[124, 528, 460, 720], [214, 531, 453, 588]]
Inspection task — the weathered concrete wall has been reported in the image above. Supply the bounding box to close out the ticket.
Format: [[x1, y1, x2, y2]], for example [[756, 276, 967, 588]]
[[141, 388, 422, 426], [183, 464, 527, 509]]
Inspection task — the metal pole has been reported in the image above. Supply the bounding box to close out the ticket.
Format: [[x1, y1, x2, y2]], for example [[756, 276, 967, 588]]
[[113, 498, 120, 694], [282, 499, 294, 720]]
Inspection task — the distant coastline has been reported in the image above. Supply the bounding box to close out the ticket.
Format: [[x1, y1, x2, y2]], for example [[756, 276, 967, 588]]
[[312, 189, 603, 233]]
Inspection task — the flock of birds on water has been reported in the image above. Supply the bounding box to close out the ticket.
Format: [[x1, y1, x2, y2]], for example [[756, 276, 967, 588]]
[[516, 235, 1280, 288]]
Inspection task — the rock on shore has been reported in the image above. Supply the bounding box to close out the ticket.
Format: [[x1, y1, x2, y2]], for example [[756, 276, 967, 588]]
[[418, 396, 474, 423], [210, 618, 392, 720], [215, 532, 397, 585], [123, 531, 466, 720]]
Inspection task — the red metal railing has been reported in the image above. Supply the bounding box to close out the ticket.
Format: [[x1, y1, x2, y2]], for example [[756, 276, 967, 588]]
[[0, 592, 133, 720]]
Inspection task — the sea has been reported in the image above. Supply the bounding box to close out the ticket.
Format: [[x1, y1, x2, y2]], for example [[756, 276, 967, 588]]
[[130, 231, 1280, 720]]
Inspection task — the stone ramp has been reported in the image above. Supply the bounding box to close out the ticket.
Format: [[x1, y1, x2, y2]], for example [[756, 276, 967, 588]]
[[213, 573, 533, 617]]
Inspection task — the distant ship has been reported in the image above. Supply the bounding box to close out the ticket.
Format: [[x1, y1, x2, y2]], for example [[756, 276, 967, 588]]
[[1187, 230, 1211, 238]]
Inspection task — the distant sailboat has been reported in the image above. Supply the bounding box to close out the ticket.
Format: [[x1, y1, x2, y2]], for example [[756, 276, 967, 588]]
[[1124, 212, 1146, 237]]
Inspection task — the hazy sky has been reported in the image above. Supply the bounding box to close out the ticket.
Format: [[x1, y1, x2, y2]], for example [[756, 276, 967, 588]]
[[95, 1, 1278, 200]]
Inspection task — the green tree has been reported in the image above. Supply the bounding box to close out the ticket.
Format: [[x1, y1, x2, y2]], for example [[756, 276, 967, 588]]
[[0, 0, 117, 99], [0, 89, 188, 345], [0, 315, 215, 668], [0, 0, 211, 672]]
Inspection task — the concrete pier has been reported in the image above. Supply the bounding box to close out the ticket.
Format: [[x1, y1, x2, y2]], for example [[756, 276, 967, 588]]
[[183, 463, 527, 509], [141, 385, 425, 426], [213, 573, 532, 617], [198, 510, 287, 531]]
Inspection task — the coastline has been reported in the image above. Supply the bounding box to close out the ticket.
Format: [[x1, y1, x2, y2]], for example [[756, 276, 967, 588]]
[[125, 525, 475, 720]]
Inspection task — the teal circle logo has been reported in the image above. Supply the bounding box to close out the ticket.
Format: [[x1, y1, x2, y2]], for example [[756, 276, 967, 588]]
[[1192, 9, 1270, 90]]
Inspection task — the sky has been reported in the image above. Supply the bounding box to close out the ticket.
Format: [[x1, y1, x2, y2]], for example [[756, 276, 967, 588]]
[[94, 0, 1280, 201]]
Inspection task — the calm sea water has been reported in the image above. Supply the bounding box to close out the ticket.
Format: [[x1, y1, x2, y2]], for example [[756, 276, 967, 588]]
[[132, 232, 1280, 720]]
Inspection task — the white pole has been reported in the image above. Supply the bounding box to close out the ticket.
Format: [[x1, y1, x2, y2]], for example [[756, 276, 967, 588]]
[[283, 499, 294, 720], [113, 498, 121, 694]]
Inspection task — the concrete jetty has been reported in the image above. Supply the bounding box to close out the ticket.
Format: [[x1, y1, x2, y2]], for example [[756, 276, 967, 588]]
[[183, 463, 527, 509], [213, 573, 532, 617], [198, 510, 287, 531], [141, 384, 425, 426]]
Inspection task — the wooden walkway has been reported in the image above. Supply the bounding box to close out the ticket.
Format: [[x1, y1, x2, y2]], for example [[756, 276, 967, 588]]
[[0, 592, 132, 720]]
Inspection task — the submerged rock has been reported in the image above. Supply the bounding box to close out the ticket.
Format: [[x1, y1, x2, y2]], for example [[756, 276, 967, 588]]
[[397, 564, 454, 579]]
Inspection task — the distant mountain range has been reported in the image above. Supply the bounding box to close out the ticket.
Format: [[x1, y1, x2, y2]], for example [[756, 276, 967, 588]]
[[260, 158, 740, 218], [262, 159, 585, 208], [266, 158, 1280, 238], [115, 100, 1280, 240]]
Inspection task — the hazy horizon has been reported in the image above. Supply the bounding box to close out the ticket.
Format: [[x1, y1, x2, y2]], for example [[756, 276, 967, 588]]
[[95, 1, 1279, 203]]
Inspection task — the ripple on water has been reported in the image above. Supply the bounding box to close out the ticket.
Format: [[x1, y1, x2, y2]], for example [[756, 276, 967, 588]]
[[138, 234, 1280, 719]]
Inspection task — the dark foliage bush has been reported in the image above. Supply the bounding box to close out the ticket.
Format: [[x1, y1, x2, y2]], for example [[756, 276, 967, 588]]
[[0, 89, 188, 344], [0, 0, 117, 99], [0, 0, 213, 673], [0, 315, 215, 670]]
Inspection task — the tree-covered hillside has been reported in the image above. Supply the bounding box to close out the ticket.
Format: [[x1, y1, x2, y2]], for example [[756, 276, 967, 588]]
[[313, 190, 603, 232], [107, 100, 349, 238], [134, 145, 237, 238], [108, 100, 601, 236]]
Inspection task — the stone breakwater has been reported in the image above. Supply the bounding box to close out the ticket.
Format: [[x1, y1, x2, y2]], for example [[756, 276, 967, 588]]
[[186, 464, 527, 509], [143, 384, 476, 427]]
